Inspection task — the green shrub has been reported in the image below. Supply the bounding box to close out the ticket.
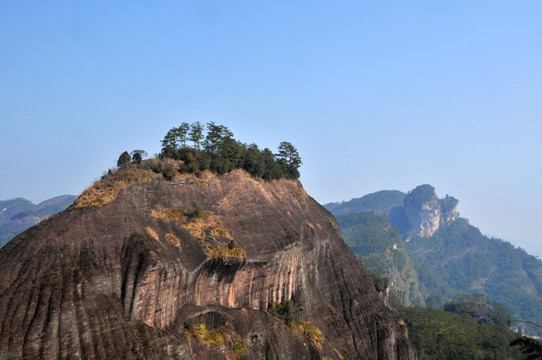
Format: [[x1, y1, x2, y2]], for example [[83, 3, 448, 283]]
[[231, 340, 248, 357]]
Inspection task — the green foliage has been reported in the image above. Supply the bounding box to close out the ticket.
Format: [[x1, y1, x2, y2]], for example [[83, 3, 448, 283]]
[[185, 323, 208, 341], [337, 211, 425, 305], [117, 151, 131, 167], [510, 336, 542, 360], [406, 218, 542, 336], [443, 293, 513, 327], [268, 299, 302, 325], [189, 121, 204, 150], [336, 211, 401, 255], [439, 195, 458, 214], [159, 122, 299, 179], [231, 340, 248, 357], [398, 305, 523, 360], [268, 300, 324, 345], [276, 141, 302, 179], [130, 150, 148, 164], [403, 184, 437, 208], [370, 272, 389, 292]]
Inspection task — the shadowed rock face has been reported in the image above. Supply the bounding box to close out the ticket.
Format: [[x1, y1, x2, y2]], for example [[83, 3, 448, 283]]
[[0, 166, 416, 359]]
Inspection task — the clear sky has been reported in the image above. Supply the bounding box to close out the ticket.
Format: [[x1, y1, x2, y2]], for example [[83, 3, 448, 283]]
[[1, 1, 541, 256]]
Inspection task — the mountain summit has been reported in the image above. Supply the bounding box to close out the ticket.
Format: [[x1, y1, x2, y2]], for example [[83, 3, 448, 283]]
[[388, 185, 458, 239], [0, 161, 416, 359]]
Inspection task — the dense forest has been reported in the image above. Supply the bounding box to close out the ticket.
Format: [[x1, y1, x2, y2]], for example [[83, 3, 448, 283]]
[[157, 122, 302, 180], [406, 218, 542, 335], [395, 293, 528, 360]]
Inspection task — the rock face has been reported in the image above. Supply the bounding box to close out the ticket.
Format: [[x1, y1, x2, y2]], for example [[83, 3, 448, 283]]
[[389, 185, 458, 239], [0, 164, 416, 359]]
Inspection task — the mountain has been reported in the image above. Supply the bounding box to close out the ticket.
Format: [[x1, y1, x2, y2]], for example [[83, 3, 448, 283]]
[[0, 195, 77, 247], [333, 211, 425, 307], [326, 185, 542, 336], [325, 190, 406, 217], [0, 161, 416, 359]]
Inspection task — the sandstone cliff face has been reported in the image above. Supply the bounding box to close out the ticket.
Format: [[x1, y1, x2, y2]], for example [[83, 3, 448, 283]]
[[0, 165, 416, 359]]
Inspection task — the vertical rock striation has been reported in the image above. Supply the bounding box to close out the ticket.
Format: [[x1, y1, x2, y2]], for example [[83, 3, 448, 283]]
[[0, 165, 416, 359]]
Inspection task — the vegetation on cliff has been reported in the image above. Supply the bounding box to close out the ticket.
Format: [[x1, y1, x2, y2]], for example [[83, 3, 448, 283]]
[[328, 186, 542, 337], [268, 300, 326, 345], [158, 121, 302, 179], [335, 211, 425, 305]]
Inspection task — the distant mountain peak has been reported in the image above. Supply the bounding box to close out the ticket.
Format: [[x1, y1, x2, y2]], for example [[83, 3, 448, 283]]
[[325, 185, 459, 239], [0, 195, 77, 246], [397, 184, 459, 238]]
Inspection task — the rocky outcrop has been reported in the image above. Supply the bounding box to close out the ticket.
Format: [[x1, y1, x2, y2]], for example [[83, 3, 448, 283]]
[[0, 164, 416, 359], [389, 185, 458, 239]]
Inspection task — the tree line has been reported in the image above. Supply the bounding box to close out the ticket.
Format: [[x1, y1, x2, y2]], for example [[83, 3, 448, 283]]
[[158, 121, 302, 180]]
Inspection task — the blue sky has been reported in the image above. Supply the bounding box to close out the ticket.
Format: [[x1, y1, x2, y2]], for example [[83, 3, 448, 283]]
[[1, 1, 541, 256]]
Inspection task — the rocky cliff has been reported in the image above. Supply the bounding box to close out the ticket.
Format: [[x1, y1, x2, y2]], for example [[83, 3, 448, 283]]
[[0, 162, 416, 359], [389, 185, 458, 239]]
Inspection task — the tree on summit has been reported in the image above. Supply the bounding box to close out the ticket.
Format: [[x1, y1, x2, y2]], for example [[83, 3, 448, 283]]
[[276, 141, 302, 179], [117, 151, 131, 167], [158, 121, 302, 180], [189, 121, 204, 150], [130, 150, 148, 164]]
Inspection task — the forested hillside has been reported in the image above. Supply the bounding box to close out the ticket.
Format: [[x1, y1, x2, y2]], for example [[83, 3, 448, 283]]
[[396, 294, 524, 360], [326, 186, 542, 337], [325, 190, 405, 216], [335, 211, 425, 306], [407, 218, 542, 335]]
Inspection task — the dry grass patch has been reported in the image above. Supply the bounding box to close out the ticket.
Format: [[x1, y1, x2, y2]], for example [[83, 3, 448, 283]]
[[328, 341, 344, 360], [150, 208, 186, 221], [185, 323, 230, 346], [168, 209, 246, 259], [206, 330, 230, 345], [145, 227, 160, 241], [182, 218, 232, 242], [74, 165, 155, 208], [165, 233, 180, 246], [205, 244, 246, 259], [291, 321, 324, 344], [292, 188, 307, 198], [150, 207, 210, 224]]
